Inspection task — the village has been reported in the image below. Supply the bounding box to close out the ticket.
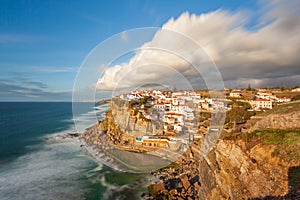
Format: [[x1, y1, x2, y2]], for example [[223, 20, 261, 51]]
[[107, 86, 299, 152]]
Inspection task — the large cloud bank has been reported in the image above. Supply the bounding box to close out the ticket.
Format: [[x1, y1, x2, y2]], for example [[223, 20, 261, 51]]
[[98, 0, 300, 90]]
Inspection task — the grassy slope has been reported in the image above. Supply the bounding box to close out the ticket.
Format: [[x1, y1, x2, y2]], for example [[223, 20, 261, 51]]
[[246, 129, 300, 163], [259, 100, 300, 116], [223, 101, 300, 164]]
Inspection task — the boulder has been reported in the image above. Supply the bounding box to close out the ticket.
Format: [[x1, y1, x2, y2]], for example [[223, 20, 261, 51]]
[[180, 174, 190, 190]]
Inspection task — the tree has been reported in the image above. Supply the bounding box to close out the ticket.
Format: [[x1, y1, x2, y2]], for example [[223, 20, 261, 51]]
[[247, 83, 252, 91], [140, 96, 150, 104], [173, 84, 177, 92], [280, 82, 285, 91]]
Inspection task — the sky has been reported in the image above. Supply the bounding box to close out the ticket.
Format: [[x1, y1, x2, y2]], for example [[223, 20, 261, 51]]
[[0, 0, 299, 101]]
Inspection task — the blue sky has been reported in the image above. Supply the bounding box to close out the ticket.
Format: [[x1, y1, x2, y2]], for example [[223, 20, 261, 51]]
[[2, 0, 299, 101]]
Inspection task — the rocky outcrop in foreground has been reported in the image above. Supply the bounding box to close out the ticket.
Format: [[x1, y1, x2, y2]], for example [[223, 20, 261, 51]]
[[81, 101, 300, 199], [145, 138, 300, 200], [145, 103, 300, 199]]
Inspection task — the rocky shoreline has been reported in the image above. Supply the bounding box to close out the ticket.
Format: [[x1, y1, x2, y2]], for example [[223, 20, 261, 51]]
[[96, 99, 111, 105], [78, 101, 300, 199], [78, 122, 204, 199], [78, 124, 127, 172], [43, 132, 80, 141], [142, 139, 300, 200], [79, 124, 300, 200], [143, 148, 202, 200]]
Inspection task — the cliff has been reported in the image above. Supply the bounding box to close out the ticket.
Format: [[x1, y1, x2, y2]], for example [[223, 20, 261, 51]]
[[248, 111, 300, 132], [148, 135, 299, 199], [147, 102, 300, 199], [98, 99, 162, 153], [81, 100, 300, 199], [197, 140, 296, 199], [109, 98, 161, 137]]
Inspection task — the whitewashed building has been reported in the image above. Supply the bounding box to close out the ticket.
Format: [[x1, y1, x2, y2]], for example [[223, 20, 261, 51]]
[[229, 90, 242, 98], [250, 98, 273, 110]]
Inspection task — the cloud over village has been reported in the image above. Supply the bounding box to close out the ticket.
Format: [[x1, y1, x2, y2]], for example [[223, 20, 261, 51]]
[[97, 0, 300, 90]]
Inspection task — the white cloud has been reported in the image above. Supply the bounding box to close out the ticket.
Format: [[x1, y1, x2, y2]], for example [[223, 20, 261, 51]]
[[97, 0, 300, 90]]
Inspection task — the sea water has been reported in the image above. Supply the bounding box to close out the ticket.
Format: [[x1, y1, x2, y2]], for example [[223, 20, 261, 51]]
[[0, 102, 148, 200]]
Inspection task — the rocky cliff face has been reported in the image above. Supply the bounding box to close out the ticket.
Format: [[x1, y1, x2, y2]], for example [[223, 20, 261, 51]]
[[148, 138, 298, 200], [110, 100, 160, 138], [197, 140, 291, 199], [85, 100, 300, 199], [147, 103, 300, 199], [248, 111, 300, 132]]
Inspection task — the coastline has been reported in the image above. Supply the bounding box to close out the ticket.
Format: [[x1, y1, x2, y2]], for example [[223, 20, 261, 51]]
[[79, 125, 156, 200], [41, 125, 152, 199], [39, 99, 300, 199], [79, 135, 124, 172], [79, 124, 172, 173]]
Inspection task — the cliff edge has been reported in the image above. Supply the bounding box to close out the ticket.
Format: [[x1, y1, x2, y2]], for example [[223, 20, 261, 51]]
[[147, 102, 300, 199], [81, 100, 300, 199]]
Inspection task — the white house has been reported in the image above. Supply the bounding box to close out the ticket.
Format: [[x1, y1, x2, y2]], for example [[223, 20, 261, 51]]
[[172, 104, 188, 112], [174, 124, 182, 132], [229, 90, 242, 98], [275, 97, 291, 103], [250, 98, 273, 110], [185, 111, 195, 120], [152, 90, 163, 96], [164, 112, 184, 124], [292, 87, 300, 92], [153, 103, 165, 111]]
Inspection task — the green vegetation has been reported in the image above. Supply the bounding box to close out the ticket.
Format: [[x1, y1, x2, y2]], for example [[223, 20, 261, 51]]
[[129, 100, 139, 108], [140, 96, 151, 104], [240, 90, 255, 100], [100, 118, 109, 131], [247, 84, 251, 91], [225, 129, 300, 163], [113, 97, 126, 107], [200, 112, 211, 119], [244, 129, 297, 141], [274, 91, 300, 99], [225, 101, 256, 129], [99, 110, 124, 144], [198, 112, 211, 128], [259, 101, 300, 116], [222, 100, 300, 163], [292, 94, 300, 101]]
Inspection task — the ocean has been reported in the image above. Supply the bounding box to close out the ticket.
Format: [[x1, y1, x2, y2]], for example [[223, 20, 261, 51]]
[[0, 102, 148, 200]]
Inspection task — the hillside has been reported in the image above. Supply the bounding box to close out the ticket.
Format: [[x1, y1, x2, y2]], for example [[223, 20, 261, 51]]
[[246, 101, 300, 132], [80, 99, 300, 199], [146, 101, 300, 199]]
